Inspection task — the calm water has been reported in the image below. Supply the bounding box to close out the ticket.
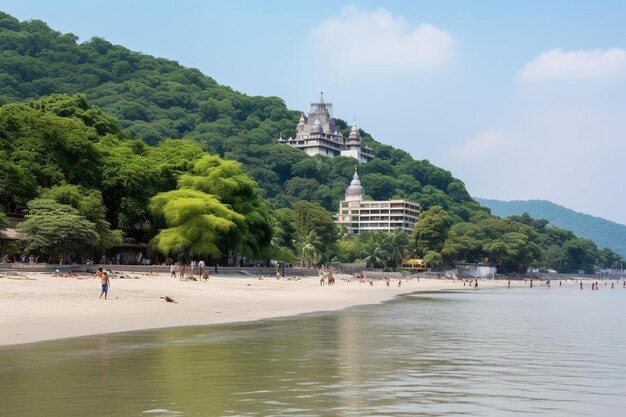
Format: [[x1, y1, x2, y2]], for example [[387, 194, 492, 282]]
[[1, 284, 626, 416]]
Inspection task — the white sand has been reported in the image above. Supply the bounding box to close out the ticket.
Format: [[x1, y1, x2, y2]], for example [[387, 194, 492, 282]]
[[0, 271, 512, 346]]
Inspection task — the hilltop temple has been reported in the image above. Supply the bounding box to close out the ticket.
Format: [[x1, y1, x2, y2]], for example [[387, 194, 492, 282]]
[[279, 93, 375, 163], [335, 169, 420, 234]]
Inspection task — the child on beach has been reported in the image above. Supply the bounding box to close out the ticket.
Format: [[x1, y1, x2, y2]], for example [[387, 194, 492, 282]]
[[99, 272, 110, 300]]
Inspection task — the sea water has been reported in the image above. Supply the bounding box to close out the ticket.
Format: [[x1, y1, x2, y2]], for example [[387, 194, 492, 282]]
[[1, 283, 625, 416]]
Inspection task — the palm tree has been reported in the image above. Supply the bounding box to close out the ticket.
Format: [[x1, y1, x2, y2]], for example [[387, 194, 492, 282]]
[[337, 223, 351, 241], [360, 235, 391, 269], [300, 230, 322, 267], [384, 229, 410, 269]]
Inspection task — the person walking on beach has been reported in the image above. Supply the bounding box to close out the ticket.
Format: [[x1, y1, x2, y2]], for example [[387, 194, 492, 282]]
[[99, 271, 110, 299], [179, 262, 186, 281], [170, 263, 177, 278]]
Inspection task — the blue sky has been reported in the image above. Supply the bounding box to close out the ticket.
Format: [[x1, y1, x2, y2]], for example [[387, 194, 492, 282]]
[[2, 1, 626, 224]]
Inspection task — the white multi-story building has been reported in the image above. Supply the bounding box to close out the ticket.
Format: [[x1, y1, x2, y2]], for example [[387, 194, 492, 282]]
[[279, 93, 375, 163], [335, 170, 420, 234]]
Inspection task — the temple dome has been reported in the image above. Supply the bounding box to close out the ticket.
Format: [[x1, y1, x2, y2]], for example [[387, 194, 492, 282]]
[[349, 119, 360, 141], [345, 168, 364, 201], [311, 117, 322, 134]]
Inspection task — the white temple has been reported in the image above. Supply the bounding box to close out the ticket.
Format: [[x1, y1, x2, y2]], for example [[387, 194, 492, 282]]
[[279, 93, 375, 163]]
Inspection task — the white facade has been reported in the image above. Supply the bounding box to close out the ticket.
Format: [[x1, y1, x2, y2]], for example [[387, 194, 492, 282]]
[[335, 170, 420, 234], [279, 93, 375, 163], [456, 264, 497, 278]]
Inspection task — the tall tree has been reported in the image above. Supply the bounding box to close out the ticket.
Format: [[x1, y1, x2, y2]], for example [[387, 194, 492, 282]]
[[41, 184, 122, 252], [413, 205, 452, 257], [149, 189, 245, 259], [17, 199, 99, 261], [177, 155, 273, 259], [300, 230, 322, 267], [384, 229, 410, 269], [360, 234, 391, 269], [149, 155, 272, 260]]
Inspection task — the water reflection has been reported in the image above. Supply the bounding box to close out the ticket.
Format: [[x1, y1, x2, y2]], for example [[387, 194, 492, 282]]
[[1, 286, 625, 416]]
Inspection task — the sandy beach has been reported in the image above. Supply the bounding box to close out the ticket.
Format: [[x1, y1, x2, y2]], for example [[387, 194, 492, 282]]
[[0, 269, 515, 346]]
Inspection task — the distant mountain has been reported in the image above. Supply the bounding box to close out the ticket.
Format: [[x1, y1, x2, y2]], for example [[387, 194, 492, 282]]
[[476, 198, 626, 258]]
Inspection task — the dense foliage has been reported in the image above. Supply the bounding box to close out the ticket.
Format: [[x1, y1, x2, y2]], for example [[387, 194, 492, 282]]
[[149, 155, 273, 261], [0, 12, 623, 273], [0, 95, 271, 262], [0, 12, 480, 218], [17, 199, 100, 261]]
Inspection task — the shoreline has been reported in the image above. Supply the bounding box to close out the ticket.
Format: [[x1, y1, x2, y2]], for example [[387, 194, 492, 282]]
[[0, 271, 529, 347]]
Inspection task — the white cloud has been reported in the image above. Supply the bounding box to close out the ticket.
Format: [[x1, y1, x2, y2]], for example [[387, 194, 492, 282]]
[[439, 104, 626, 225], [310, 6, 454, 74], [448, 129, 505, 160], [519, 48, 626, 83]]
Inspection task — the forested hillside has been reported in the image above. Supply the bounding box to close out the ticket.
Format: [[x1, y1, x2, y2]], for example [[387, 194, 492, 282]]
[[476, 199, 626, 258], [1, 11, 624, 273], [0, 11, 478, 219]]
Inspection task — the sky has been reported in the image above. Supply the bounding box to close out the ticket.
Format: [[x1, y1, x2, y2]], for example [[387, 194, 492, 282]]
[[2, 0, 626, 224]]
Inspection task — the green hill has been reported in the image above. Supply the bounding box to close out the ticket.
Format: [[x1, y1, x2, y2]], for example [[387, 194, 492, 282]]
[[1, 11, 624, 273], [0, 11, 479, 220], [477, 198, 626, 258]]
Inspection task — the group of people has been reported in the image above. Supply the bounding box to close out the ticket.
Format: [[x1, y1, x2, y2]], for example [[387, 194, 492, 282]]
[[463, 279, 479, 288], [587, 281, 620, 290], [384, 277, 402, 287], [319, 266, 335, 286], [170, 260, 209, 281]]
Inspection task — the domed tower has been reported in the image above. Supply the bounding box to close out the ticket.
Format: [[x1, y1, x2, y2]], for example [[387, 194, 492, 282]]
[[311, 117, 322, 134], [348, 119, 361, 142], [344, 168, 365, 201], [296, 113, 305, 134]]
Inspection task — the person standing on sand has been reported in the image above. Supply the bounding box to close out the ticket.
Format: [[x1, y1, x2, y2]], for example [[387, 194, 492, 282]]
[[179, 262, 186, 281], [170, 263, 177, 278], [99, 271, 110, 299]]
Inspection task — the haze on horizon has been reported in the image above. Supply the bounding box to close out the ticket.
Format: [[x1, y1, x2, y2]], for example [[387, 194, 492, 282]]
[[2, 0, 625, 225]]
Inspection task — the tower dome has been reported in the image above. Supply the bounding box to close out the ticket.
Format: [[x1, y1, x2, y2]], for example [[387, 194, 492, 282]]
[[311, 117, 322, 134], [345, 168, 364, 201], [348, 119, 360, 141], [297, 113, 305, 133]]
